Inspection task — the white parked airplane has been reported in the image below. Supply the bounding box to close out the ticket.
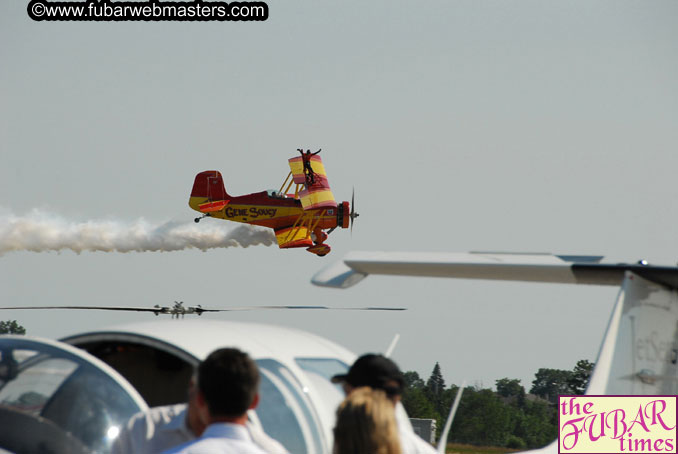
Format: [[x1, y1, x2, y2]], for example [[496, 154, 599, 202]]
[[0, 318, 415, 454], [61, 319, 356, 454], [312, 251, 678, 452]]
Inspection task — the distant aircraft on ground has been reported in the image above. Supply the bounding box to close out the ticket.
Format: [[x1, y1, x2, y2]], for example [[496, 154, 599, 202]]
[[0, 301, 404, 319], [0, 301, 407, 318], [313, 251, 678, 453], [189, 150, 358, 256], [0, 301, 208, 318]]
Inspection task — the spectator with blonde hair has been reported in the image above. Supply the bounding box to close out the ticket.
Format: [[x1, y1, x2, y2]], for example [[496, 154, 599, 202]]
[[332, 353, 437, 453], [333, 387, 402, 454]]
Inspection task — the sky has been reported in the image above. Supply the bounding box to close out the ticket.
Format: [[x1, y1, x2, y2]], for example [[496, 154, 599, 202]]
[[1, 0, 677, 390]]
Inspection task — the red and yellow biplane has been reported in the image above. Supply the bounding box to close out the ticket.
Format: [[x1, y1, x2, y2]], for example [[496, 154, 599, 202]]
[[189, 150, 358, 256]]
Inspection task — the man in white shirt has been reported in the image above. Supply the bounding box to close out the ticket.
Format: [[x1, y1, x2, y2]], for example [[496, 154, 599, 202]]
[[332, 353, 438, 454], [111, 403, 193, 454], [161, 348, 273, 454], [111, 403, 287, 454], [112, 348, 287, 454]]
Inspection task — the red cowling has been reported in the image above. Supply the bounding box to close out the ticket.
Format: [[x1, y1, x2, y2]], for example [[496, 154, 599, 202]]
[[340, 201, 350, 229]]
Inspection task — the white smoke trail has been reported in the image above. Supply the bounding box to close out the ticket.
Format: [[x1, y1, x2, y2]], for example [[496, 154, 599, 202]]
[[0, 209, 276, 255]]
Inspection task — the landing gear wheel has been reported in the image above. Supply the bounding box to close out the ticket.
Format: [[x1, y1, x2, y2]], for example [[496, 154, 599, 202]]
[[306, 244, 331, 256], [311, 229, 328, 245]]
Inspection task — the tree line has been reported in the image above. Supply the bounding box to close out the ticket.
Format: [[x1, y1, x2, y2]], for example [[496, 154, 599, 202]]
[[0, 320, 25, 335], [401, 359, 594, 449]]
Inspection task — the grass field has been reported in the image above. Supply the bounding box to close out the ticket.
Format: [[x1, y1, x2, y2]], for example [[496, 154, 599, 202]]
[[444, 443, 519, 454]]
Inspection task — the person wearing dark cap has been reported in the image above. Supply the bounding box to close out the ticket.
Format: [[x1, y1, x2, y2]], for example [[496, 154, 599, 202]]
[[332, 354, 438, 454]]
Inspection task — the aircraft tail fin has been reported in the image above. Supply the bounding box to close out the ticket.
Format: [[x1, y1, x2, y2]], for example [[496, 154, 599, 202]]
[[517, 272, 678, 454], [587, 271, 678, 395], [189, 171, 231, 212]]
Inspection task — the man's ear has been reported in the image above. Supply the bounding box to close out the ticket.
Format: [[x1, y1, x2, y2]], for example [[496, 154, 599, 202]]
[[196, 390, 210, 424], [249, 393, 260, 410], [196, 389, 205, 406]]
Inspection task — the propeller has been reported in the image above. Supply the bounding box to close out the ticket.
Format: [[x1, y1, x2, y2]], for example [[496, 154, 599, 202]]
[[350, 187, 359, 233]]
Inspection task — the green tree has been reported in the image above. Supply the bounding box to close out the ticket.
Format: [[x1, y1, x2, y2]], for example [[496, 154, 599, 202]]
[[530, 368, 571, 404], [403, 370, 425, 390], [426, 363, 445, 396], [450, 387, 514, 447], [0, 320, 26, 335], [437, 385, 462, 443], [496, 378, 523, 398], [529, 360, 595, 403], [512, 398, 558, 448], [496, 377, 526, 407], [567, 359, 594, 395], [402, 371, 440, 422], [401, 386, 440, 421], [425, 362, 446, 418]]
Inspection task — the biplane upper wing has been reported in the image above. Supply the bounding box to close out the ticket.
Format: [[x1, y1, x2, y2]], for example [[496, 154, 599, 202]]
[[288, 155, 337, 210]]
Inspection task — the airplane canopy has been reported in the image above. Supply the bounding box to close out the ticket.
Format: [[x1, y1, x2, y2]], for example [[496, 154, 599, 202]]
[[0, 335, 147, 454]]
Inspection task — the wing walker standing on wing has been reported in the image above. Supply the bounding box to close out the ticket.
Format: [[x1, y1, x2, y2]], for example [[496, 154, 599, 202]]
[[299, 148, 321, 186]]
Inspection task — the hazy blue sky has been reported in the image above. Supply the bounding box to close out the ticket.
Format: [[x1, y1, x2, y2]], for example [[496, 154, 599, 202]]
[[1, 0, 677, 389]]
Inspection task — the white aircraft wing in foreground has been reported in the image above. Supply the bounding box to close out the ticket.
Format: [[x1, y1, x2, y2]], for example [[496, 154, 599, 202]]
[[312, 251, 678, 289], [313, 251, 678, 452], [313, 251, 678, 394]]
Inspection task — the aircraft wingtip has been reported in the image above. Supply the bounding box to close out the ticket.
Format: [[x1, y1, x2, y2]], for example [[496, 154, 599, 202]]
[[311, 260, 367, 289]]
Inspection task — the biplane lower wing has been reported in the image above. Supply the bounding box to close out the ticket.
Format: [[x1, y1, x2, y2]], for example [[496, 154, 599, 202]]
[[274, 225, 313, 249], [298, 188, 337, 211]]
